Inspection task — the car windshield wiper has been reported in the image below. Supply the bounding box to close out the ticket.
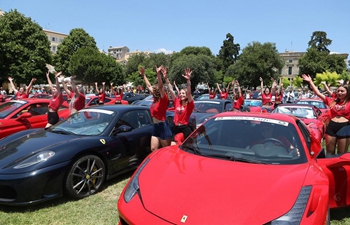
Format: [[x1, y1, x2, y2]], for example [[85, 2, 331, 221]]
[[205, 153, 267, 164], [51, 129, 75, 135], [181, 144, 202, 155]]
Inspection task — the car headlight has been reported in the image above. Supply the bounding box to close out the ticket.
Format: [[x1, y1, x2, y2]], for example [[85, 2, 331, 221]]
[[13, 151, 55, 169], [270, 186, 312, 224], [123, 158, 150, 203]]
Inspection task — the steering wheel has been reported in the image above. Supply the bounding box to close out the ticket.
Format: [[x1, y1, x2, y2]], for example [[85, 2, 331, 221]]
[[259, 138, 287, 150]]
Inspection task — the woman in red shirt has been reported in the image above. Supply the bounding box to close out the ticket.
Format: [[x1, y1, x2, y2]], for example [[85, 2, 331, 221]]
[[110, 82, 125, 104], [260, 77, 276, 112], [274, 80, 284, 107], [216, 82, 230, 100], [165, 67, 194, 145], [95, 82, 106, 105], [303, 74, 350, 154], [8, 76, 36, 99], [45, 71, 64, 128], [232, 80, 244, 111], [207, 83, 217, 99], [62, 76, 85, 114], [140, 66, 172, 151]]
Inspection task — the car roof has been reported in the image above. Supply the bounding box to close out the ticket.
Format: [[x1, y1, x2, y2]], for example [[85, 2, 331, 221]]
[[213, 111, 298, 124], [89, 104, 151, 113], [195, 99, 232, 103], [9, 98, 52, 103]]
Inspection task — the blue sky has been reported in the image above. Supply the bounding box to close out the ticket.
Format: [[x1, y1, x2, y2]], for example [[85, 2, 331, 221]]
[[1, 0, 350, 61]]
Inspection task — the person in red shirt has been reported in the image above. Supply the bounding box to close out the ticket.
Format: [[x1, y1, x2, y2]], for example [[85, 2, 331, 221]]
[[232, 80, 244, 111], [140, 66, 172, 151], [8, 76, 36, 99], [110, 82, 125, 104], [260, 77, 276, 112], [61, 75, 85, 114], [95, 82, 106, 105], [302, 74, 350, 154], [207, 83, 217, 99], [216, 82, 230, 100], [45, 71, 64, 128], [274, 79, 284, 107], [165, 67, 195, 145]]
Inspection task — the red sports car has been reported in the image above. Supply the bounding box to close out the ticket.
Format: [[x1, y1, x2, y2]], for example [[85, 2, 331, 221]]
[[85, 96, 128, 107], [117, 112, 348, 224], [295, 98, 330, 125], [272, 103, 326, 142], [0, 99, 69, 139]]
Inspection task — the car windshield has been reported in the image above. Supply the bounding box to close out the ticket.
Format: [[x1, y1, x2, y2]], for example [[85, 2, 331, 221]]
[[296, 100, 327, 109], [49, 108, 116, 136], [0, 101, 27, 119], [274, 106, 316, 119], [244, 100, 262, 107], [194, 101, 222, 113], [180, 116, 307, 165]]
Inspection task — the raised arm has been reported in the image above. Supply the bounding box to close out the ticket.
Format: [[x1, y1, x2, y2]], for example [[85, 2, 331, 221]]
[[94, 82, 98, 93], [302, 74, 326, 101], [321, 81, 332, 96], [162, 67, 176, 101], [55, 72, 62, 95], [26, 78, 36, 95], [259, 77, 264, 94], [216, 83, 222, 94], [8, 77, 18, 94], [155, 66, 165, 98], [61, 75, 71, 96], [173, 81, 180, 95], [236, 80, 242, 98], [101, 82, 106, 93], [182, 68, 193, 102], [271, 78, 277, 95], [110, 82, 114, 94], [139, 67, 153, 94], [70, 76, 80, 97]]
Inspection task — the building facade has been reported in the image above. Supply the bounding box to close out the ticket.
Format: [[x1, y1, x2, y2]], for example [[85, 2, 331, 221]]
[[43, 29, 68, 54]]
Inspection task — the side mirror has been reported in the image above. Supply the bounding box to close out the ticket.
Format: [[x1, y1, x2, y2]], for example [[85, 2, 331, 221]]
[[174, 133, 184, 144], [113, 125, 132, 135], [16, 112, 32, 120]]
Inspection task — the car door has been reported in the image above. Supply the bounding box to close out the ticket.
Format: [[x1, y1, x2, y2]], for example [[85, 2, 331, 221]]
[[108, 109, 153, 174]]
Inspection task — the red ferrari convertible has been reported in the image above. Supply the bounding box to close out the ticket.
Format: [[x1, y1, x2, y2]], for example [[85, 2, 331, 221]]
[[0, 99, 69, 139], [118, 112, 350, 224]]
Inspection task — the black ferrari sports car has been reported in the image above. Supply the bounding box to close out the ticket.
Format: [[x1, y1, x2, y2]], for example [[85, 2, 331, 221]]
[[0, 105, 154, 205]]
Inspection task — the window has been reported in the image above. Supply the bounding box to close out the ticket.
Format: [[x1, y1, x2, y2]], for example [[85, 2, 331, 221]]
[[52, 46, 56, 52], [118, 110, 152, 129], [289, 59, 293, 63], [288, 67, 292, 75], [51, 37, 56, 42], [59, 38, 63, 43]]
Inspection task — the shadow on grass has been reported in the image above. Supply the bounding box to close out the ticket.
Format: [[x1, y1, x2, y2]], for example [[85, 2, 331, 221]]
[[0, 170, 134, 213], [331, 205, 350, 221]]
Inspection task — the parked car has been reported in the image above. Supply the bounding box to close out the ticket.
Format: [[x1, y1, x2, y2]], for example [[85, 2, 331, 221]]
[[117, 111, 349, 224], [242, 99, 262, 112], [0, 105, 155, 205], [295, 98, 330, 125], [122, 92, 147, 104], [193, 99, 232, 127], [0, 99, 69, 139], [85, 96, 127, 107], [195, 93, 220, 100], [272, 103, 326, 142]]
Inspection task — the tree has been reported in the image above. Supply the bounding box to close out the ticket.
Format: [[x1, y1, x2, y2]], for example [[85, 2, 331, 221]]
[[168, 54, 216, 92], [68, 47, 125, 86], [308, 31, 332, 53], [53, 28, 98, 75], [231, 42, 284, 89], [217, 33, 240, 75], [0, 10, 52, 85], [124, 53, 148, 76], [127, 67, 156, 90], [299, 31, 346, 78]]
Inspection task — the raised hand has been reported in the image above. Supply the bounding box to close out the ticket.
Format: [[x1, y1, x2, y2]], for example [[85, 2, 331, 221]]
[[139, 67, 145, 77], [301, 74, 312, 82], [161, 66, 168, 79], [182, 68, 192, 80], [155, 65, 162, 74]]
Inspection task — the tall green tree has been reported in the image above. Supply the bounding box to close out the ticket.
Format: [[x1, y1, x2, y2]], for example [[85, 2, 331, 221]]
[[124, 53, 148, 76], [308, 31, 332, 53], [299, 31, 346, 78], [0, 9, 52, 85], [217, 33, 240, 75], [53, 28, 97, 75], [68, 47, 125, 86], [231, 42, 284, 89]]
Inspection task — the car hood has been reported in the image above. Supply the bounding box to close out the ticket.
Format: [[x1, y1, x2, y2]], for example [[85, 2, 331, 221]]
[[0, 130, 79, 171], [191, 112, 215, 124], [139, 148, 310, 224]]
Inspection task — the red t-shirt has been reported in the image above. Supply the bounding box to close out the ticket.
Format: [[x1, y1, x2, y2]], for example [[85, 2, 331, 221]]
[[74, 93, 86, 111], [114, 92, 123, 101], [220, 92, 228, 100], [209, 91, 216, 99], [324, 97, 350, 120], [275, 93, 283, 104], [98, 92, 105, 103], [262, 93, 273, 105], [233, 96, 244, 110], [15, 92, 29, 99], [49, 94, 64, 111], [150, 93, 169, 121], [173, 98, 194, 126]]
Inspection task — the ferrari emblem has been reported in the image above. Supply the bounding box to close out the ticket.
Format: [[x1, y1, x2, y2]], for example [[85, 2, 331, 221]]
[[100, 139, 106, 144], [180, 215, 188, 223]]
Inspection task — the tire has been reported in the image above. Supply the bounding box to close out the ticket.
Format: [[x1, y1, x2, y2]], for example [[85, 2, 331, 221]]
[[65, 155, 106, 199]]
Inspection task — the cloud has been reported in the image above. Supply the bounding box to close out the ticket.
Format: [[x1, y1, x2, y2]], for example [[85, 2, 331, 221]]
[[155, 48, 174, 54]]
